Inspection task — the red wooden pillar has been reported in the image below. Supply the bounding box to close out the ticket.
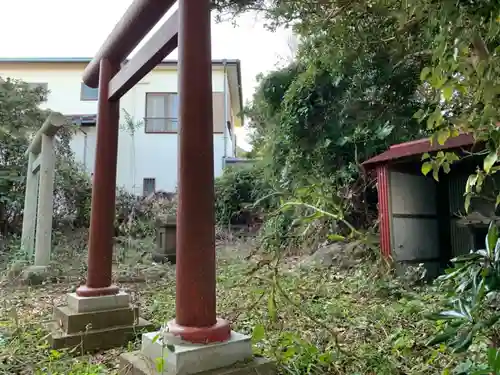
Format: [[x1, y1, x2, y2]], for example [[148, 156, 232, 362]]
[[77, 59, 120, 297], [167, 0, 231, 343]]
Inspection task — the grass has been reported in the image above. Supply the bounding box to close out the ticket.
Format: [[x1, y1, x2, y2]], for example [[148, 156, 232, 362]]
[[0, 235, 468, 375]]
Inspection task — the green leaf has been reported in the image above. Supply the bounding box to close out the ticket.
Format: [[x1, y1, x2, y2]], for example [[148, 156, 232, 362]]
[[442, 85, 454, 101], [426, 327, 459, 346], [427, 310, 469, 321], [152, 333, 161, 343], [488, 347, 500, 371], [420, 67, 431, 81], [252, 324, 265, 342], [268, 291, 277, 322], [487, 221, 498, 258], [413, 108, 426, 121], [155, 358, 165, 372], [464, 194, 471, 213], [450, 331, 474, 353], [484, 152, 498, 173], [328, 234, 346, 241], [437, 129, 450, 145], [432, 168, 439, 181], [421, 162, 432, 176], [442, 162, 451, 174], [466, 174, 478, 193]]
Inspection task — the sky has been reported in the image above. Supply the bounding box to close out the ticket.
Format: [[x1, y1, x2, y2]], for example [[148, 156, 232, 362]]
[[0, 0, 294, 150]]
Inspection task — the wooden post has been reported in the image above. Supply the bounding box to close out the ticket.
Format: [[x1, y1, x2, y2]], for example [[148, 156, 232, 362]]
[[76, 59, 120, 297], [166, 0, 231, 343]]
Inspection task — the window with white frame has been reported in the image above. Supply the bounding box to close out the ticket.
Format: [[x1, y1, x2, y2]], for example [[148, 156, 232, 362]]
[[81, 83, 99, 101], [145, 93, 179, 133]]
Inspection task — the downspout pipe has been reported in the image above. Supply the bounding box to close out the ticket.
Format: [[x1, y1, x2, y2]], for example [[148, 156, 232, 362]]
[[77, 125, 88, 170], [223, 59, 228, 167]]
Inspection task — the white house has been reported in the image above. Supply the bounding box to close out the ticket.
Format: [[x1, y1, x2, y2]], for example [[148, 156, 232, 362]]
[[0, 57, 243, 195]]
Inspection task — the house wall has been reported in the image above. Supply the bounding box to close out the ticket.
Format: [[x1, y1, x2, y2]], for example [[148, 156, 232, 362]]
[[0, 62, 237, 194]]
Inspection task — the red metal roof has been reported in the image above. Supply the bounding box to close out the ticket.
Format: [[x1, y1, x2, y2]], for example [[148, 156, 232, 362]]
[[362, 133, 476, 169]]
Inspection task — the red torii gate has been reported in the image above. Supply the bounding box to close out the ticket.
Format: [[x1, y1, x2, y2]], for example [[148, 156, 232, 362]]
[[79, 0, 230, 344], [49, 1, 272, 372]]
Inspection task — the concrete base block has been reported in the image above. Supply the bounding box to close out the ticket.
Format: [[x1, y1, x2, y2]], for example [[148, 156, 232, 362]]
[[48, 317, 153, 351], [119, 352, 275, 375], [67, 291, 130, 313], [118, 330, 267, 375], [48, 292, 154, 351], [53, 305, 139, 334]]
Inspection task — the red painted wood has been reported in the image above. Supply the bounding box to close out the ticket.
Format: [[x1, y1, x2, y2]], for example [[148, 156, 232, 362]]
[[168, 0, 231, 342], [76, 59, 120, 297], [376, 165, 392, 258], [167, 318, 231, 344], [81, 0, 231, 342], [82, 0, 177, 88]]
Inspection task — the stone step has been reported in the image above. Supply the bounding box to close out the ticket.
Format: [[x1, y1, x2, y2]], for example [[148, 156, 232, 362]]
[[54, 305, 139, 334], [119, 351, 275, 375], [47, 318, 154, 351]]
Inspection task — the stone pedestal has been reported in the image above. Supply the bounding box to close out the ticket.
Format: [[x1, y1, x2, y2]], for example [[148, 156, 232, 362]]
[[119, 331, 275, 375], [152, 220, 176, 263], [48, 291, 154, 351]]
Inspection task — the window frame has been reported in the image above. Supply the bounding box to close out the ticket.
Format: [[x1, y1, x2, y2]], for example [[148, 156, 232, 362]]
[[144, 92, 179, 134], [80, 83, 99, 101], [142, 177, 156, 197]]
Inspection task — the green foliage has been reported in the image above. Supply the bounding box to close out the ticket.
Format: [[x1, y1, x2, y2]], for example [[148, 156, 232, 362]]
[[427, 222, 500, 372], [214, 164, 272, 226], [409, 0, 500, 215], [0, 77, 97, 236], [238, 1, 431, 245], [0, 78, 52, 234]]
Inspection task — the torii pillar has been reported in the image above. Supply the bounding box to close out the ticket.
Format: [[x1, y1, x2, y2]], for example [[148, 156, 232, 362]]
[[48, 0, 272, 372]]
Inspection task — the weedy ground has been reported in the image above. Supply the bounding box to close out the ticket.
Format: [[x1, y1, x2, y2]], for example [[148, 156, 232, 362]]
[[0, 233, 468, 375]]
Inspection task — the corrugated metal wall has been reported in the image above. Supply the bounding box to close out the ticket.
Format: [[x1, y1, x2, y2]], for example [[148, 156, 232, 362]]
[[389, 171, 440, 264], [375, 158, 491, 269], [448, 171, 472, 257]]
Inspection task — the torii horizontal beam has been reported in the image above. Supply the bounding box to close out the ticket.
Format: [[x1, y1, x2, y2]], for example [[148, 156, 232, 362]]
[[82, 0, 177, 88], [108, 10, 179, 101]]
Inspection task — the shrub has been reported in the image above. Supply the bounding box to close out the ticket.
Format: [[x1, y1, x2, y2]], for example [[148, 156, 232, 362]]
[[214, 164, 271, 227]]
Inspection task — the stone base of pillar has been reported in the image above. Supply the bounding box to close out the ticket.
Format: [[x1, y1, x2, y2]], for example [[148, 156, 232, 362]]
[[48, 291, 154, 351], [20, 265, 50, 285], [118, 331, 275, 375]]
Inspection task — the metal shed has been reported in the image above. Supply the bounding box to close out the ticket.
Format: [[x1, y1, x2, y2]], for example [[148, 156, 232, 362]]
[[363, 133, 494, 277]]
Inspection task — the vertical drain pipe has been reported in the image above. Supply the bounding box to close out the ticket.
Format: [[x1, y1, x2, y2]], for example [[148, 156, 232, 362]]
[[222, 59, 228, 168], [80, 126, 88, 170]]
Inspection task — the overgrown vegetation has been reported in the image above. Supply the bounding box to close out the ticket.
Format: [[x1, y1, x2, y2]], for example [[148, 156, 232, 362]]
[[210, 0, 500, 373]]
